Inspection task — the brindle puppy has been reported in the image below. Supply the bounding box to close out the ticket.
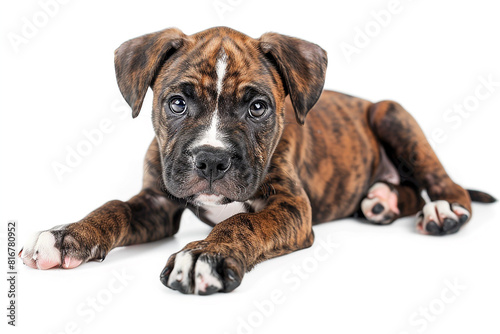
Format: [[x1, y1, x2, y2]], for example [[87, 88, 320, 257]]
[[19, 27, 496, 295]]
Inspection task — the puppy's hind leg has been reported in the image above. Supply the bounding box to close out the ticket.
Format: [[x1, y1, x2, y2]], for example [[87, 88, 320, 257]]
[[368, 100, 495, 235]]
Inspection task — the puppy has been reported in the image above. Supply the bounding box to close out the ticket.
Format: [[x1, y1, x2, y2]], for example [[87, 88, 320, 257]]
[[20, 27, 496, 295]]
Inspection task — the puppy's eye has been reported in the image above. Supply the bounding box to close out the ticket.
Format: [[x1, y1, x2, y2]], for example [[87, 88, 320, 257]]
[[169, 97, 187, 114], [248, 100, 267, 118]]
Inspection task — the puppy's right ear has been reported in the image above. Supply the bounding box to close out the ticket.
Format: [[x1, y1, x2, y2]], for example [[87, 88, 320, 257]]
[[114, 28, 186, 118]]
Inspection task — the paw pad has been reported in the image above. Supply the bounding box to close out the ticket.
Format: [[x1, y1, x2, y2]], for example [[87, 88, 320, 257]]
[[361, 182, 400, 224]]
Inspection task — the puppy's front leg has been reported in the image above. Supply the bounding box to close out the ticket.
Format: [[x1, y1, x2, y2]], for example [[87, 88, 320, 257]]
[[161, 184, 314, 295], [19, 188, 184, 269]]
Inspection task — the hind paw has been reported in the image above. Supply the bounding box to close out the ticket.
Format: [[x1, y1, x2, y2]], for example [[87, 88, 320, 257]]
[[361, 182, 400, 224], [416, 201, 470, 236]]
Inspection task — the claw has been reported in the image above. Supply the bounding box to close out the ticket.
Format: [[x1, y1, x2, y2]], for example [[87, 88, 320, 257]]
[[425, 221, 440, 234]]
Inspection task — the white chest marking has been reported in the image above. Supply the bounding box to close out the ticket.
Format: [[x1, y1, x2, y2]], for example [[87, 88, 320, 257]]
[[193, 50, 228, 149], [202, 201, 247, 225]]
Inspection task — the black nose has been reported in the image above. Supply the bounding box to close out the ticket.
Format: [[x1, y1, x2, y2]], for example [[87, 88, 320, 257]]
[[194, 149, 232, 182]]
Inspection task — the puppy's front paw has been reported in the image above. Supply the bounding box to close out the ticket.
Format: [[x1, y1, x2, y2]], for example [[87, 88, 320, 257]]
[[19, 224, 105, 270], [361, 182, 400, 224], [160, 243, 245, 295], [416, 200, 470, 236]]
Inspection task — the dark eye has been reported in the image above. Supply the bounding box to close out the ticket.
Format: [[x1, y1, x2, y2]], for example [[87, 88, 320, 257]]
[[169, 97, 187, 114], [248, 100, 267, 118]]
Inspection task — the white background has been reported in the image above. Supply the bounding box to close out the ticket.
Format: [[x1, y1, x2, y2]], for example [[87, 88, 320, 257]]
[[1, 0, 500, 333]]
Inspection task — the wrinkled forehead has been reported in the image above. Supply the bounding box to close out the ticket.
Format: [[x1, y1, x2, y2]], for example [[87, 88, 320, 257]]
[[156, 31, 282, 101]]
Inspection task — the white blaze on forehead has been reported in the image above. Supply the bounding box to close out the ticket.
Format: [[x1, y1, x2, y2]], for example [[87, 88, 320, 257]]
[[193, 49, 228, 149], [216, 51, 227, 95]]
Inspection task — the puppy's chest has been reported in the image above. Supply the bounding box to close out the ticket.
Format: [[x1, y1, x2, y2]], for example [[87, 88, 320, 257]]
[[201, 202, 247, 225], [200, 200, 266, 224]]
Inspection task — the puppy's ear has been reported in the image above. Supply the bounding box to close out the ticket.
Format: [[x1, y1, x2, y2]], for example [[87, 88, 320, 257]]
[[114, 28, 186, 118], [259, 33, 327, 124]]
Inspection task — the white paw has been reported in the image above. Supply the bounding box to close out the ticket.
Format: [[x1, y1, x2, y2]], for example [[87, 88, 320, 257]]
[[20, 231, 62, 269], [361, 182, 400, 224], [416, 200, 470, 235], [194, 254, 224, 295], [166, 251, 196, 293], [165, 251, 224, 295], [19, 227, 84, 270], [161, 247, 244, 295]]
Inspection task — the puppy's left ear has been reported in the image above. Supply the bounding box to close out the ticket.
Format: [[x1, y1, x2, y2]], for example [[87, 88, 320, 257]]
[[259, 33, 327, 125], [114, 28, 186, 118]]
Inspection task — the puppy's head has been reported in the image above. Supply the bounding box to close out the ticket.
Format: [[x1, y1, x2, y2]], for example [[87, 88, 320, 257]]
[[115, 27, 327, 205]]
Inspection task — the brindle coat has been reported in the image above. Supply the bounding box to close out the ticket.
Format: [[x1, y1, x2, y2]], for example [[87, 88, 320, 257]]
[[20, 27, 495, 295]]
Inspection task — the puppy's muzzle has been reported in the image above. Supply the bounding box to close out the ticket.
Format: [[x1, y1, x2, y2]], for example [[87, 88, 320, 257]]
[[194, 147, 232, 182]]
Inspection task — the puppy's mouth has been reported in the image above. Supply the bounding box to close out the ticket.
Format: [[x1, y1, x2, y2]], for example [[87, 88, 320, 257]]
[[164, 163, 253, 205], [178, 180, 237, 206]]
